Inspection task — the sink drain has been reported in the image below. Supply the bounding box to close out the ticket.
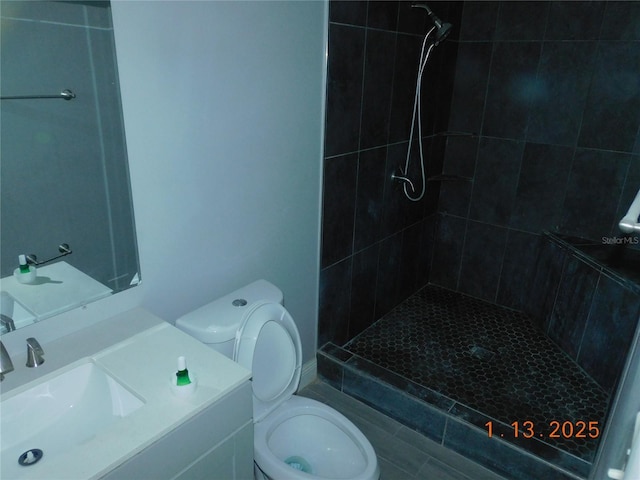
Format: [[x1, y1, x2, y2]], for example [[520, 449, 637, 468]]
[[18, 449, 43, 466]]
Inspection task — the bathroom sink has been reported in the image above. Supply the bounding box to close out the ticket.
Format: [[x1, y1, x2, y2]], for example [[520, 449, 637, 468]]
[[1, 361, 144, 475]]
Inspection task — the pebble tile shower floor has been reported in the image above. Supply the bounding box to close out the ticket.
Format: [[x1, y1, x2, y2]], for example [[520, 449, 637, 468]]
[[343, 285, 609, 469]]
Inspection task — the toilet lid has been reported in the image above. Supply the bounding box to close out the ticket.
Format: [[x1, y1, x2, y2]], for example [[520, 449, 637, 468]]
[[233, 301, 302, 422]]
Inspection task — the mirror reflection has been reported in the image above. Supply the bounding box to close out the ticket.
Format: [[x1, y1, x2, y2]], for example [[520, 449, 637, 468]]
[[0, 0, 139, 332]]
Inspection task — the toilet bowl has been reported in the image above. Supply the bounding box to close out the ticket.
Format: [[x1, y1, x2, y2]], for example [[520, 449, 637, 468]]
[[176, 280, 379, 480], [254, 395, 378, 480]]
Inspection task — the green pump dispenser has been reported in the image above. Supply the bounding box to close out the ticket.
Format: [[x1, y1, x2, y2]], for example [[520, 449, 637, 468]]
[[176, 356, 191, 386]]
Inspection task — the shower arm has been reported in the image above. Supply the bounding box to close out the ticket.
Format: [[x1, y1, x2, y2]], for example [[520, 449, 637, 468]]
[[619, 187, 640, 234], [411, 2, 446, 29]]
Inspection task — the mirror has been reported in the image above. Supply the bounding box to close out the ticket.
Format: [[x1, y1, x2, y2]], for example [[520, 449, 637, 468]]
[[0, 1, 139, 331]]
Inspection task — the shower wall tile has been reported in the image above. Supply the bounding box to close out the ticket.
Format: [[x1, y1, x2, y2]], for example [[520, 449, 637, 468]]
[[438, 137, 477, 217], [354, 146, 387, 251], [381, 142, 427, 237], [560, 149, 631, 240], [458, 2, 499, 42], [546, 1, 605, 41], [328, 0, 367, 26], [458, 221, 507, 302], [424, 135, 447, 181], [510, 143, 573, 232], [439, 0, 640, 313], [494, 1, 549, 41], [547, 254, 598, 359], [527, 234, 640, 394], [438, 180, 473, 219], [443, 136, 478, 178], [482, 42, 541, 140], [430, 214, 466, 290], [447, 42, 492, 135], [423, 178, 443, 218], [496, 230, 540, 311], [360, 29, 396, 150], [433, 43, 460, 135], [366, 1, 397, 31], [349, 243, 380, 339], [373, 231, 403, 319], [324, 24, 365, 157], [387, 33, 426, 144], [416, 215, 437, 287], [320, 1, 461, 349], [321, 153, 358, 268], [578, 41, 640, 153], [578, 274, 640, 392], [601, 1, 640, 41], [526, 41, 595, 146], [398, 221, 424, 300], [469, 138, 523, 226], [526, 237, 566, 332], [319, 257, 352, 347]]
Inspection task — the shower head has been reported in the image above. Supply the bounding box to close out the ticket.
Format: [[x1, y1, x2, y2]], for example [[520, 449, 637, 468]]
[[411, 3, 453, 45]]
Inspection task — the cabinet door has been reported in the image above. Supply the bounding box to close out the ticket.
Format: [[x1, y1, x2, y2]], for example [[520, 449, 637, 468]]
[[174, 423, 253, 480]]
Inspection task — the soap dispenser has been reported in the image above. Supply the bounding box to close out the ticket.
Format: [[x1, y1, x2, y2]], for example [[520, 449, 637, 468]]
[[170, 356, 197, 397], [176, 356, 191, 386], [14, 255, 37, 284]]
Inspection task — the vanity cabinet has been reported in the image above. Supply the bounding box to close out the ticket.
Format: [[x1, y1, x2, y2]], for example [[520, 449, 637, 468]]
[[101, 381, 253, 480]]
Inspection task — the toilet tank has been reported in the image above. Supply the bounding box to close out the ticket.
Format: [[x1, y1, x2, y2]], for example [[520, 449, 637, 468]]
[[175, 279, 284, 358]]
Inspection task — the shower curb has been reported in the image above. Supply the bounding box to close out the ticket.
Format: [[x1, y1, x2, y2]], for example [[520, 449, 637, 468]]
[[317, 344, 589, 480]]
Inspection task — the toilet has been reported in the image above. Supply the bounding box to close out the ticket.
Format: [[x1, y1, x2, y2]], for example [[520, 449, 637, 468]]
[[176, 280, 380, 480]]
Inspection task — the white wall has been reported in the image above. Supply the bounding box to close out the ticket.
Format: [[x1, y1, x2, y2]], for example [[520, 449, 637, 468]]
[[109, 0, 327, 362]]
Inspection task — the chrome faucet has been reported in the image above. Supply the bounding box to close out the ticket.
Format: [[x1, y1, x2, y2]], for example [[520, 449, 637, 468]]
[[0, 314, 16, 333], [26, 337, 44, 368], [0, 341, 14, 381]]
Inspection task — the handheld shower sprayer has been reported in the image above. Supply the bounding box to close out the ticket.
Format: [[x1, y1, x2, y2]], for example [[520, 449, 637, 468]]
[[393, 3, 453, 202], [411, 3, 453, 45]]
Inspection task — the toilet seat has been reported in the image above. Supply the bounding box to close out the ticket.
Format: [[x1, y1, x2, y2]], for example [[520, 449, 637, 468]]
[[233, 299, 379, 480], [233, 301, 302, 422]]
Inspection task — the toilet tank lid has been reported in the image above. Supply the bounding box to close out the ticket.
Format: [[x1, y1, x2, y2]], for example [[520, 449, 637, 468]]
[[176, 302, 238, 344], [175, 280, 284, 344]]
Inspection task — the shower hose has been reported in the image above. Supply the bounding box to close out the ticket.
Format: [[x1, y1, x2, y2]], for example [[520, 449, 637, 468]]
[[400, 25, 437, 202]]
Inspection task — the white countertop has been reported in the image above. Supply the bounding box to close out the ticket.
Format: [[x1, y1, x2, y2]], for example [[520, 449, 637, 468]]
[[1, 261, 112, 321], [0, 309, 251, 479]]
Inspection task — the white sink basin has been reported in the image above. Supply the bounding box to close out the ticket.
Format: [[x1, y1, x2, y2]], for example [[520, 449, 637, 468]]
[[1, 361, 144, 476]]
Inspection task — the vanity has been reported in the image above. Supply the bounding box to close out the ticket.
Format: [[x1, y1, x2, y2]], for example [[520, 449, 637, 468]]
[[0, 309, 253, 480], [1, 261, 114, 332], [2, 3, 253, 477]]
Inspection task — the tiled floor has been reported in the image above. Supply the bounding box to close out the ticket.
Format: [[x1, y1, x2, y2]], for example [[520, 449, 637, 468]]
[[299, 380, 507, 480], [344, 285, 609, 463], [317, 283, 610, 478]]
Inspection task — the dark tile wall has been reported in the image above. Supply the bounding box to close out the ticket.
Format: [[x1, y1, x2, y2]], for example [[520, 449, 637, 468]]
[[319, 1, 462, 346], [319, 0, 640, 349], [528, 234, 640, 394], [435, 1, 640, 310]]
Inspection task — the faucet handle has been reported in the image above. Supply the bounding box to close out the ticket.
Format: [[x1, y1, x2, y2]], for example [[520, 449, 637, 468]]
[[26, 337, 44, 368], [0, 341, 14, 381]]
